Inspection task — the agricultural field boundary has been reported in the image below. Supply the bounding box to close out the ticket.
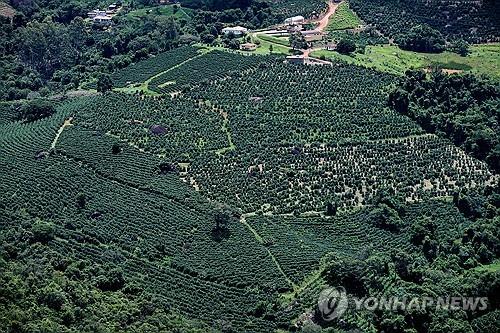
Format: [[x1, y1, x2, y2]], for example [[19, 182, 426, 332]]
[[240, 213, 297, 288], [115, 49, 211, 95]]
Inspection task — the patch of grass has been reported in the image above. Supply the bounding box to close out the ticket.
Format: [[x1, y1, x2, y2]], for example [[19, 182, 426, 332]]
[[475, 261, 500, 273], [430, 61, 473, 71], [127, 4, 192, 21], [311, 43, 500, 78], [250, 34, 291, 55], [257, 34, 290, 47], [327, 2, 362, 31]]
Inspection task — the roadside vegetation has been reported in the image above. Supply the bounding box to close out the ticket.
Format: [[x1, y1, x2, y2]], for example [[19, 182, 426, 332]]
[[326, 1, 362, 31]]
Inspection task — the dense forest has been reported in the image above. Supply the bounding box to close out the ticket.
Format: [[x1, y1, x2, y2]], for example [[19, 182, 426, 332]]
[[389, 71, 499, 173]]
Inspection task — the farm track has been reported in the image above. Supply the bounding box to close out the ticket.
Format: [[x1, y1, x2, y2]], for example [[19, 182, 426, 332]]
[[240, 212, 297, 289], [313, 0, 340, 32], [116, 49, 210, 95], [50, 117, 73, 149]]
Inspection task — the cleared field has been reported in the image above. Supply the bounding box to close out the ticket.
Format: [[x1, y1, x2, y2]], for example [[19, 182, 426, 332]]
[[251, 34, 291, 55], [256, 33, 291, 47], [327, 1, 362, 30], [311, 43, 500, 78]]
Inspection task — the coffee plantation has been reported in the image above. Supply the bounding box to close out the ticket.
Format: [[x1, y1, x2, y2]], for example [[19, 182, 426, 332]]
[[1, 17, 499, 333]]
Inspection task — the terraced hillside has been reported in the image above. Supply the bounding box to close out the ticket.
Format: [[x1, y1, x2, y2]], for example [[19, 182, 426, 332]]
[[1, 45, 498, 332]]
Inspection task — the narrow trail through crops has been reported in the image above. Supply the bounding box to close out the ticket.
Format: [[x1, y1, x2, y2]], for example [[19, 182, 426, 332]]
[[51, 117, 73, 149], [240, 212, 297, 289]]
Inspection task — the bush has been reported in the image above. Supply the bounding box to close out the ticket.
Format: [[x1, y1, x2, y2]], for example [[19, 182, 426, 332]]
[[32, 220, 55, 244], [397, 24, 445, 53], [336, 38, 356, 54], [20, 99, 55, 122]]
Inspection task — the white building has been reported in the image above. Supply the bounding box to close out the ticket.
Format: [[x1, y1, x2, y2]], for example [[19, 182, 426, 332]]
[[285, 16, 305, 25], [87, 9, 107, 18], [93, 15, 113, 26], [222, 26, 248, 37]]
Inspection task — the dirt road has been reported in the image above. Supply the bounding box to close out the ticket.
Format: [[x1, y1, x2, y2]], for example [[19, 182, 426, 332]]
[[312, 1, 340, 33]]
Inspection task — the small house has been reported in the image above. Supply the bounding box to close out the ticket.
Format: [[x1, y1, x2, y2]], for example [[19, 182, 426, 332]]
[[93, 15, 113, 26], [286, 55, 306, 64], [222, 26, 248, 37], [87, 9, 107, 18], [240, 43, 257, 51]]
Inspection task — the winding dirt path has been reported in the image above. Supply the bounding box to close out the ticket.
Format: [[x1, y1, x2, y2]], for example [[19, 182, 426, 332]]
[[300, 1, 339, 60]]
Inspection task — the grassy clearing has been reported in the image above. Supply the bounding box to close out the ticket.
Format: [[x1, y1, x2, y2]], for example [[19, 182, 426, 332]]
[[475, 261, 500, 273], [195, 35, 291, 56], [327, 1, 362, 30], [311, 43, 500, 78], [250, 34, 291, 55], [127, 4, 192, 20], [257, 34, 290, 47]]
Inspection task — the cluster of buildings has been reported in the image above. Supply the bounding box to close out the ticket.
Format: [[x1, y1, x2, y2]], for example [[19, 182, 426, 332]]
[[220, 26, 258, 51], [218, 14, 318, 52], [87, 3, 121, 26], [221, 26, 248, 37]]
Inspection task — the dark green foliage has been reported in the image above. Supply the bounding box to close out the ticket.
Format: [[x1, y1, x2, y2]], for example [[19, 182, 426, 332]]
[[182, 0, 254, 10], [95, 266, 125, 291], [76, 193, 86, 209], [212, 205, 234, 241], [214, 206, 232, 230], [325, 201, 337, 216], [158, 162, 177, 174], [326, 28, 388, 48], [96, 73, 113, 93], [389, 70, 500, 173], [410, 216, 436, 245], [15, 20, 77, 79], [450, 39, 470, 57], [289, 32, 307, 51], [20, 99, 55, 122], [369, 204, 404, 232], [397, 24, 446, 53], [111, 143, 122, 155], [336, 37, 356, 54], [350, 0, 500, 43], [324, 256, 367, 296], [268, 0, 326, 20], [31, 220, 55, 243], [107, 46, 201, 88], [149, 50, 273, 95]]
